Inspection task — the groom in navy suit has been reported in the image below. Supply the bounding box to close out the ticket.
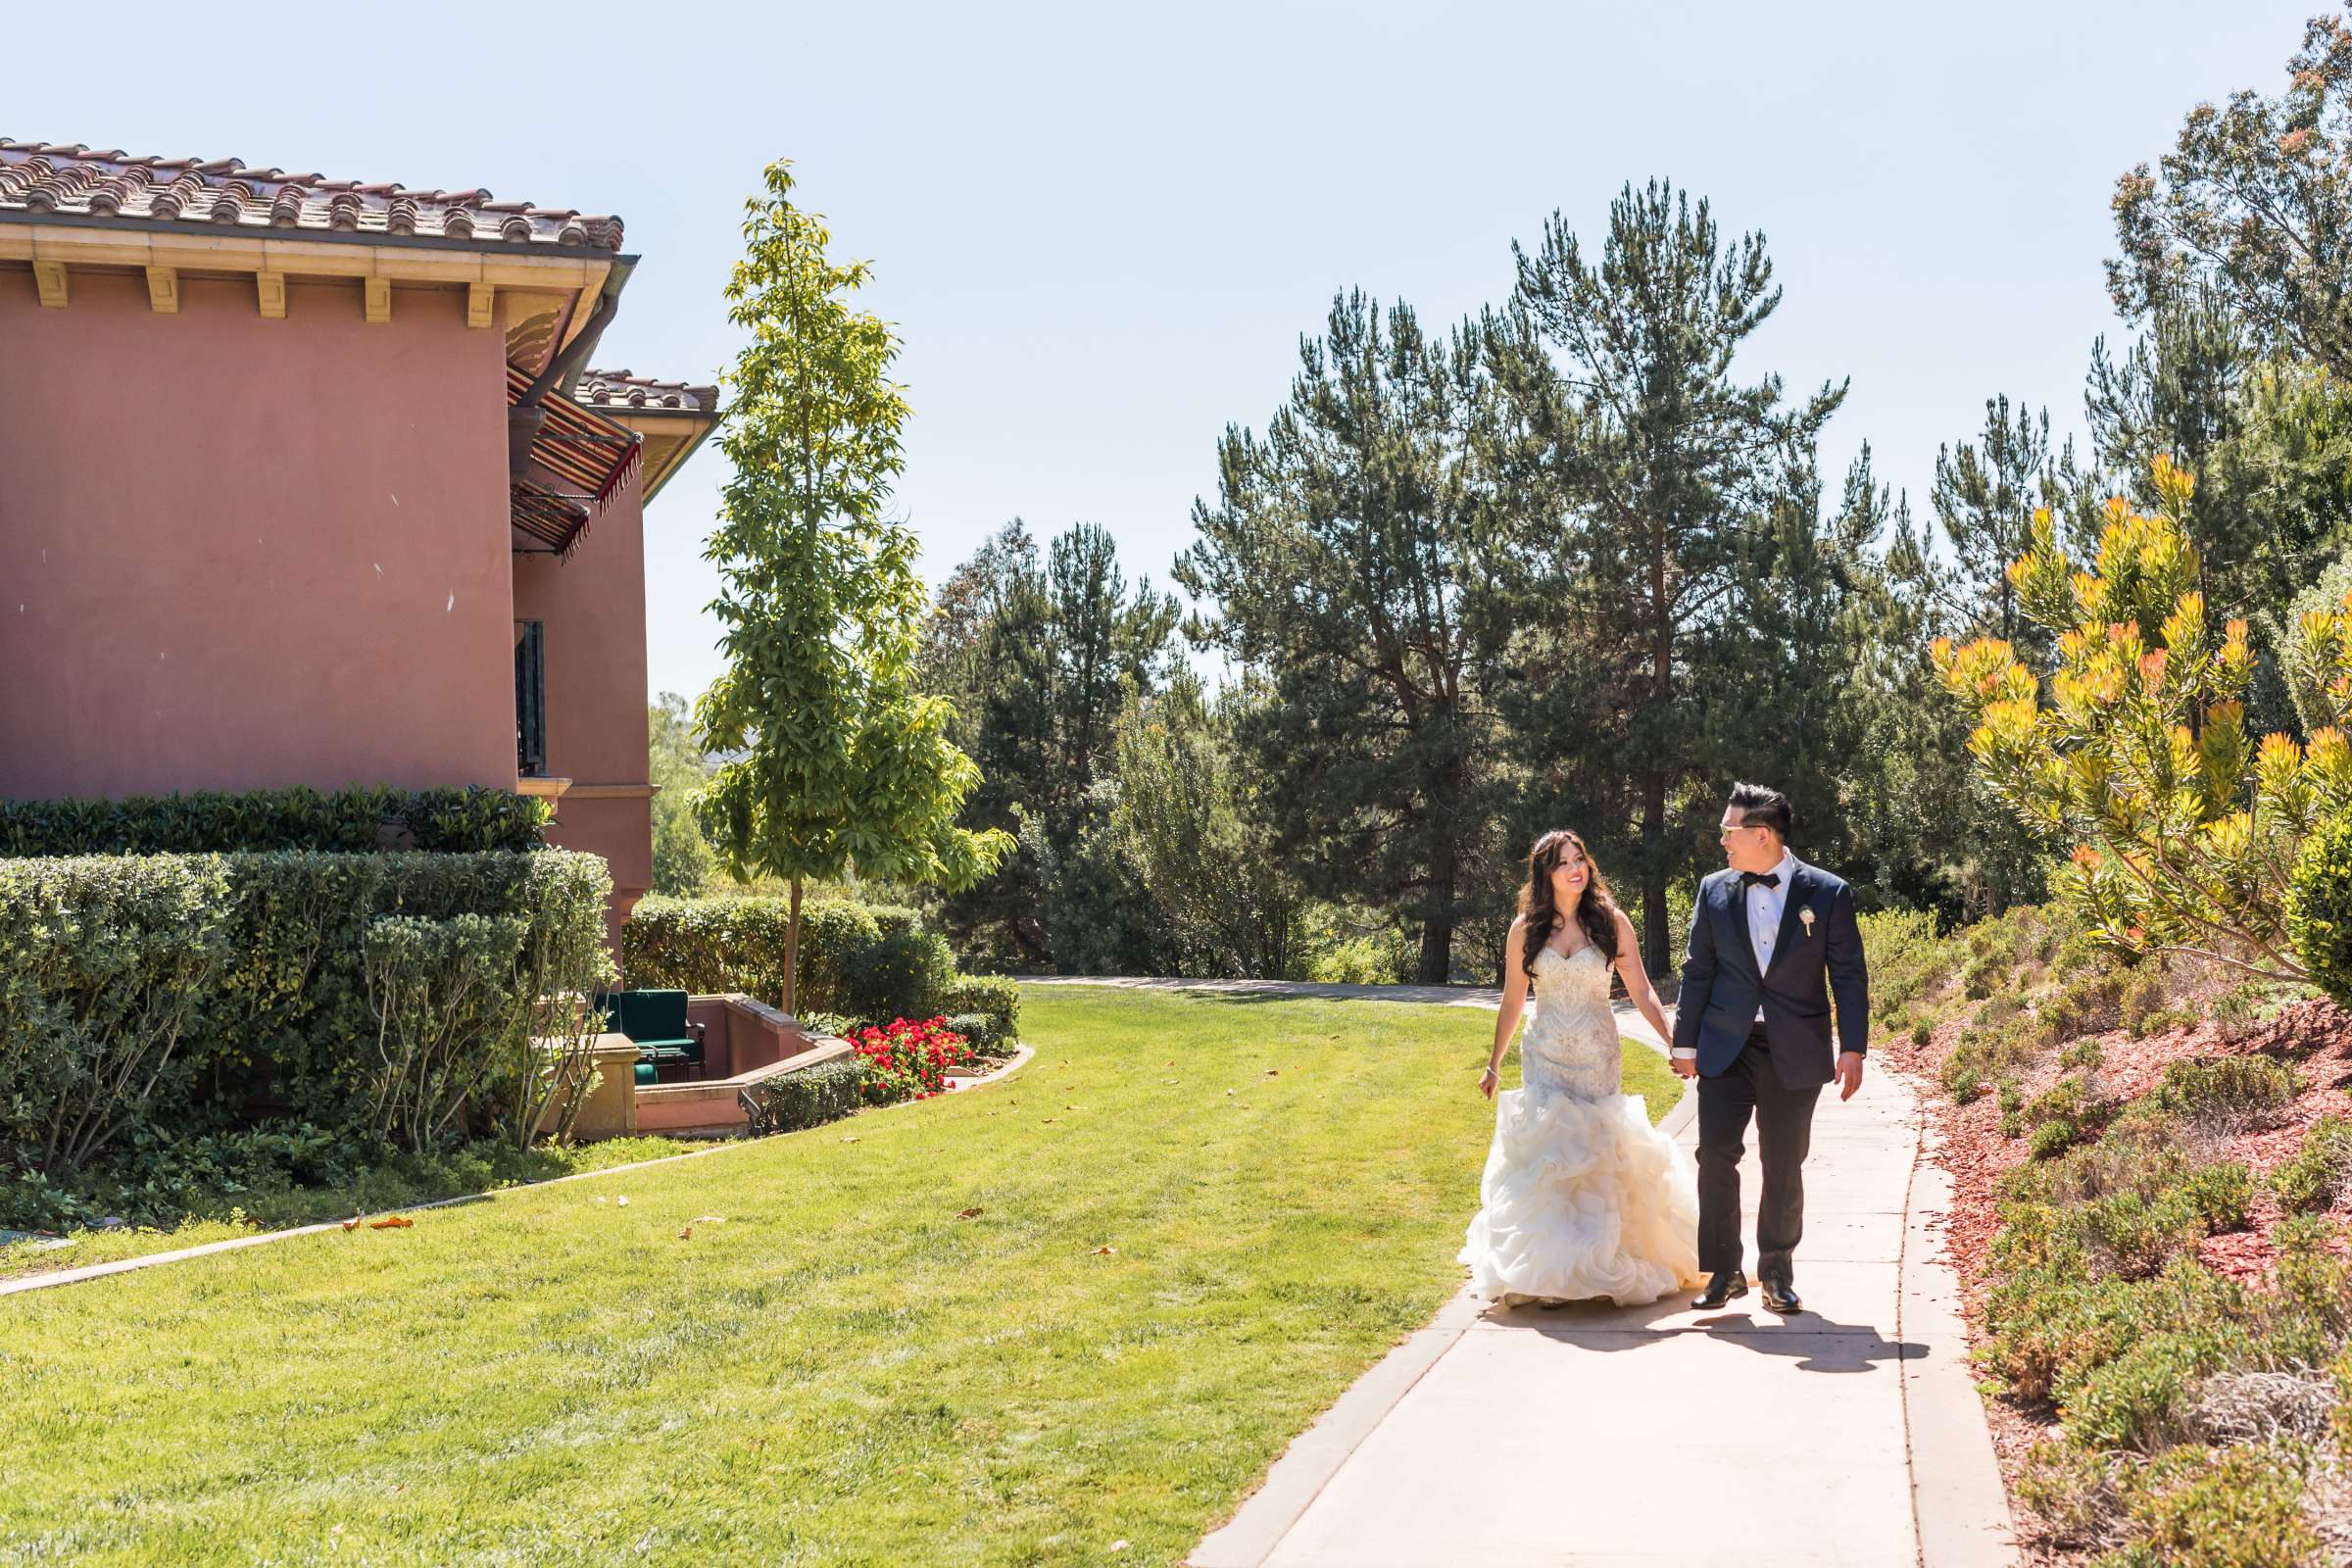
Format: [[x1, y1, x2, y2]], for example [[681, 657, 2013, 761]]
[[1670, 782, 1870, 1313]]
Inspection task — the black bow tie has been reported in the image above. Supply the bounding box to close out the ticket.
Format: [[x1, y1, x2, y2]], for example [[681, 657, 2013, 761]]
[[1740, 871, 1782, 889]]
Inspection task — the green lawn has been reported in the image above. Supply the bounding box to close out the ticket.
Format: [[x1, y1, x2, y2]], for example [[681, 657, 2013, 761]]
[[1, 990, 1682, 1566]]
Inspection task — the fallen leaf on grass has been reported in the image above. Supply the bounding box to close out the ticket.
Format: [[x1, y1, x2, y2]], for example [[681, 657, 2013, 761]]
[[841, 1136, 860, 1144], [1265, 1068, 1279, 1076], [955, 1207, 984, 1220], [340, 1218, 361, 1232], [1111, 1544, 1130, 1554], [679, 1227, 694, 1241], [1091, 1246, 1117, 1256], [615, 1196, 630, 1207], [368, 1216, 413, 1230], [1041, 1118, 1057, 1124], [1164, 1079, 1180, 1085], [1225, 1090, 1235, 1097], [691, 1215, 724, 1226]]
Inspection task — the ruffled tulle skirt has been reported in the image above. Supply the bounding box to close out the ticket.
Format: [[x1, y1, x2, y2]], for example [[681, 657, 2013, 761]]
[[1458, 1084, 1706, 1307]]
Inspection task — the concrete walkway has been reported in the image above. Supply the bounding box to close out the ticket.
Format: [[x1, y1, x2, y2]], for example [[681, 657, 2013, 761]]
[[1024, 978, 2013, 1566]]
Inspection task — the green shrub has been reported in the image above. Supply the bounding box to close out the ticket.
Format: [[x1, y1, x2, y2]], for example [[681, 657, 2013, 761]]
[[2084, 1189, 2211, 1277], [2015, 1437, 2130, 1546], [1984, 1251, 2242, 1404], [2116, 1442, 2317, 1568], [2030, 1119, 2081, 1159], [0, 851, 611, 1194], [843, 926, 956, 1024], [623, 896, 881, 1013], [942, 974, 1020, 1044], [742, 1058, 864, 1135], [2119, 968, 2171, 1036], [1942, 1060, 1984, 1103], [798, 1010, 861, 1041], [2154, 1055, 2298, 1131], [2178, 1163, 2255, 1233], [2272, 1115, 2352, 1213], [1911, 1019, 1934, 1047], [2044, 967, 2129, 1042], [2061, 1038, 2107, 1069], [945, 1010, 1004, 1053], [2287, 811, 2352, 1010], [0, 856, 237, 1173], [2062, 1324, 2251, 1452], [0, 785, 550, 856]]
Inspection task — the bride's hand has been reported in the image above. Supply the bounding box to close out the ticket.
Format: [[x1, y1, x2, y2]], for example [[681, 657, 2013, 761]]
[[1478, 1065, 1498, 1101]]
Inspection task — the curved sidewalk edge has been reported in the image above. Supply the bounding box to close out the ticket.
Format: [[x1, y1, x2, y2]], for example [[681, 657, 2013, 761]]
[[1, 1044, 1037, 1300]]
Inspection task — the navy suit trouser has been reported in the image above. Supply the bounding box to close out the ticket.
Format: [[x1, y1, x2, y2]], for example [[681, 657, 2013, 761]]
[[1695, 1026, 1823, 1285]]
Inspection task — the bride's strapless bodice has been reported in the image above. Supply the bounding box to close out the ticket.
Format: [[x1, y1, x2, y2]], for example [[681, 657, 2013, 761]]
[[1458, 939, 1703, 1307], [1523, 945, 1621, 1101]]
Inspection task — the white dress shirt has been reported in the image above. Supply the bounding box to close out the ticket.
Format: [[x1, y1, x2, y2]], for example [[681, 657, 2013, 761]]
[[1748, 848, 1797, 1019]]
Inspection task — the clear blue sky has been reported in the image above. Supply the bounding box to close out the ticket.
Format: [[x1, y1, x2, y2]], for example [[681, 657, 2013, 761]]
[[17, 1, 2328, 702]]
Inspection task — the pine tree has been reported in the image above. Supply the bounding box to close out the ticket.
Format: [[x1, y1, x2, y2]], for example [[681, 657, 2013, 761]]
[[1500, 179, 1844, 973]]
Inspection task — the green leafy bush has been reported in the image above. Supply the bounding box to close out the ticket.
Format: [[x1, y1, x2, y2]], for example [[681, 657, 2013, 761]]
[[0, 785, 550, 856], [742, 1057, 864, 1135], [2113, 1442, 2318, 1568], [843, 926, 956, 1025], [2286, 811, 2352, 1009], [942, 974, 1020, 1044], [622, 896, 881, 1013], [0, 856, 236, 1173], [2062, 1324, 2251, 1452], [2153, 1055, 2297, 1131], [2271, 1115, 2352, 1213], [0, 851, 611, 1194]]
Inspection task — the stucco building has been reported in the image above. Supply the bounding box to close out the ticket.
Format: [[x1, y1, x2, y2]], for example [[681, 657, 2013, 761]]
[[0, 140, 715, 957]]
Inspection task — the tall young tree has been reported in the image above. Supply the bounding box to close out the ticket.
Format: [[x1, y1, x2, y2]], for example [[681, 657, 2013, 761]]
[[1177, 292, 1513, 982], [694, 161, 1010, 1012], [1502, 179, 1845, 973]]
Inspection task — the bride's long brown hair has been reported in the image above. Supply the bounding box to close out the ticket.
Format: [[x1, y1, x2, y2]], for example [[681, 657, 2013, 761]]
[[1517, 829, 1625, 975]]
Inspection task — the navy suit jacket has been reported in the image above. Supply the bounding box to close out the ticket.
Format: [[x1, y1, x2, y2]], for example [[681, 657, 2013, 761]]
[[1671, 858, 1870, 1088]]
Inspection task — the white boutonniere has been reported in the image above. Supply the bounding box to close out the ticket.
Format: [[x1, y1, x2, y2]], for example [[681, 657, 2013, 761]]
[[1799, 906, 1816, 936]]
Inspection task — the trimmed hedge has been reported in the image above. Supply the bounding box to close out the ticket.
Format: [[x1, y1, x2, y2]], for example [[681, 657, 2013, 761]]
[[0, 851, 610, 1182], [943, 973, 1020, 1044], [623, 897, 990, 1027], [623, 897, 881, 1015], [742, 1057, 864, 1135], [0, 786, 552, 857]]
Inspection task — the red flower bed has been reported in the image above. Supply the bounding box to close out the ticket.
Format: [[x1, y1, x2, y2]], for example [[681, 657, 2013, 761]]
[[850, 1016, 974, 1105]]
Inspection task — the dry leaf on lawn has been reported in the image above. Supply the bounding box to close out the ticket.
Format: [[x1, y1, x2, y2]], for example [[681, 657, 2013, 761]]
[[340, 1218, 360, 1232], [368, 1215, 413, 1230], [955, 1207, 984, 1220], [616, 1196, 630, 1207], [1091, 1246, 1117, 1255]]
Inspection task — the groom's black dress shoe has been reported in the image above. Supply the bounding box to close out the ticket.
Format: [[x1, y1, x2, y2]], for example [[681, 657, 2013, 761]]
[[1692, 1271, 1748, 1309], [1760, 1280, 1803, 1314]]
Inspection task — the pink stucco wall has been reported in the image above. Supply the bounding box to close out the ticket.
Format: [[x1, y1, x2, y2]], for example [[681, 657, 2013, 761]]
[[513, 468, 654, 961], [0, 270, 514, 798]]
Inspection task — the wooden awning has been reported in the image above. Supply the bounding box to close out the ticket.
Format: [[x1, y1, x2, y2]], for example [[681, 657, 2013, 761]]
[[507, 365, 642, 556]]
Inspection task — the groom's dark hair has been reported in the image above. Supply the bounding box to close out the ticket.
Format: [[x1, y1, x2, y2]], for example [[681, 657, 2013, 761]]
[[1729, 781, 1793, 842]]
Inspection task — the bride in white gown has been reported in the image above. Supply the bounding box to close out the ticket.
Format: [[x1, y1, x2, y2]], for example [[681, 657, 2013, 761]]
[[1461, 828, 1705, 1307]]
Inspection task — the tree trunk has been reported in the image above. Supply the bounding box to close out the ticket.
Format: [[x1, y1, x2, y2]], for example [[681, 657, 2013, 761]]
[[1417, 834, 1458, 985], [1642, 766, 1668, 977], [784, 874, 803, 1017]]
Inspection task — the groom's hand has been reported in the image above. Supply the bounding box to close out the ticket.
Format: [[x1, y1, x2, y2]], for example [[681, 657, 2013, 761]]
[[1670, 1054, 1697, 1080], [1836, 1052, 1865, 1101]]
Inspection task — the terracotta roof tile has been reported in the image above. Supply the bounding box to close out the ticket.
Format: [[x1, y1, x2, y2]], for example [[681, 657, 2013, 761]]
[[0, 142, 623, 252], [576, 368, 717, 414]]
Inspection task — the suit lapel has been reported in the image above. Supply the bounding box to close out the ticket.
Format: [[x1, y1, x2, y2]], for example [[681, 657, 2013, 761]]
[[1763, 860, 1811, 982], [1715, 874, 1761, 983]]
